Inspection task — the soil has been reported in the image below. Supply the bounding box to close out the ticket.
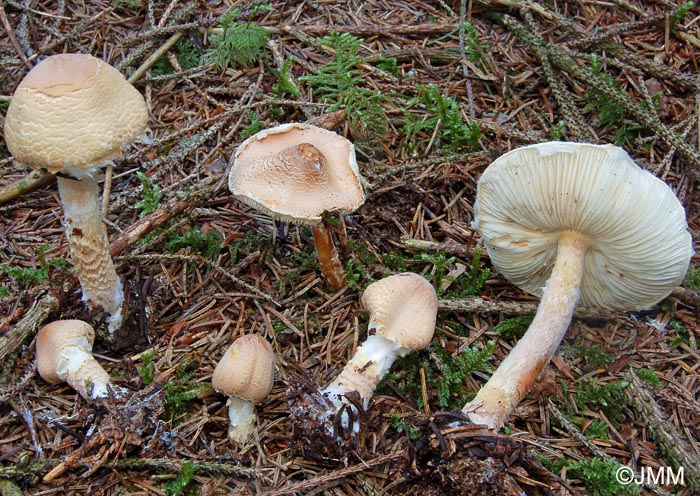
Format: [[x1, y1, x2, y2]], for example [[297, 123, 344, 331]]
[[0, 1, 699, 495]]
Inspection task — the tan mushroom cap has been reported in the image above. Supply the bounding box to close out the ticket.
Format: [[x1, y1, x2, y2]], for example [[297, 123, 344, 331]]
[[212, 334, 275, 404], [228, 123, 365, 224], [361, 272, 438, 351], [36, 319, 95, 384], [474, 141, 693, 311], [4, 53, 148, 177]]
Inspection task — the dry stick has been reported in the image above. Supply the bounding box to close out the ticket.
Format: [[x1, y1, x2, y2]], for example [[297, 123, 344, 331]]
[[0, 175, 216, 371], [0, 293, 59, 364], [625, 372, 700, 492], [258, 452, 402, 496], [0, 1, 33, 70], [459, 0, 476, 119], [479, 0, 699, 91], [547, 400, 670, 496], [438, 296, 609, 320], [494, 12, 700, 173], [109, 457, 272, 484], [521, 9, 596, 142], [0, 169, 55, 205]]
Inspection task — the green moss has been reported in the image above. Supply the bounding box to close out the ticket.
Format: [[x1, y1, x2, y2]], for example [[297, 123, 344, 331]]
[[301, 32, 388, 145], [203, 8, 271, 69], [379, 340, 495, 410], [634, 368, 661, 387], [493, 315, 533, 341], [402, 83, 481, 153]]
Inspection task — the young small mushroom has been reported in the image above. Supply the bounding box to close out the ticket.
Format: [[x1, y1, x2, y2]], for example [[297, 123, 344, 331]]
[[4, 53, 149, 333], [211, 334, 275, 443], [463, 142, 693, 430], [36, 320, 121, 401], [228, 123, 365, 289]]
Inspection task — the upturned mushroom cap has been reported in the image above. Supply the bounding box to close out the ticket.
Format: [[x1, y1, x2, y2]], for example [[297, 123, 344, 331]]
[[361, 272, 438, 351], [228, 123, 365, 224], [212, 334, 275, 404], [474, 142, 693, 311], [36, 319, 96, 384], [4, 53, 148, 178]]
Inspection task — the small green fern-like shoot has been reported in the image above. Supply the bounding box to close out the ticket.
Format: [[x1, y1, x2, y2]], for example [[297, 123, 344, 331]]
[[402, 83, 481, 152], [203, 9, 270, 69], [301, 32, 388, 144]]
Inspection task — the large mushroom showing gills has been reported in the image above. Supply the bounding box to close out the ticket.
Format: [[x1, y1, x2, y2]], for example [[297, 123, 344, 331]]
[[463, 142, 693, 430], [211, 334, 275, 443], [228, 123, 365, 289], [321, 272, 438, 432], [3, 54, 149, 333], [36, 320, 121, 401]]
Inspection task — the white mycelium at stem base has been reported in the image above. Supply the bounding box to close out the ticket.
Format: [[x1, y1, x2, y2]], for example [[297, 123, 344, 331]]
[[463, 141, 693, 430], [57, 175, 124, 332], [320, 272, 438, 431], [323, 333, 408, 410], [36, 320, 117, 401], [224, 396, 257, 442], [464, 231, 587, 429]]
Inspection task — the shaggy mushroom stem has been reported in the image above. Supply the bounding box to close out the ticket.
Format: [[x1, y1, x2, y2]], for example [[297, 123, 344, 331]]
[[464, 231, 588, 429], [312, 220, 346, 290], [57, 174, 123, 333]]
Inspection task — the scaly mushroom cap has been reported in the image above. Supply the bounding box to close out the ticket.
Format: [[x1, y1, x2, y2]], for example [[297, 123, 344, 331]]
[[36, 319, 96, 384], [4, 53, 148, 178], [361, 272, 438, 351], [212, 335, 275, 404], [474, 141, 693, 310], [228, 123, 365, 224]]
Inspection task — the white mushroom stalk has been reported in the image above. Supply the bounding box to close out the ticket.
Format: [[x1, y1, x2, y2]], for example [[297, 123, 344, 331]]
[[211, 334, 275, 443], [36, 320, 123, 401], [321, 273, 438, 432], [464, 231, 587, 428], [463, 142, 693, 430], [3, 53, 148, 334]]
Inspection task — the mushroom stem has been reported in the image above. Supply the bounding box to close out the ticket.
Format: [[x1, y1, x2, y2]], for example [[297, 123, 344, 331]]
[[323, 333, 407, 409], [226, 395, 257, 443], [56, 175, 123, 332], [463, 231, 588, 429], [311, 219, 346, 290], [57, 344, 113, 400]]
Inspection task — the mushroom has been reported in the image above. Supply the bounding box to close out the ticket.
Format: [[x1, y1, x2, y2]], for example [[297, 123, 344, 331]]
[[463, 142, 693, 430], [321, 272, 438, 430], [228, 123, 365, 289], [211, 334, 275, 443], [3, 53, 149, 333], [36, 320, 121, 401]]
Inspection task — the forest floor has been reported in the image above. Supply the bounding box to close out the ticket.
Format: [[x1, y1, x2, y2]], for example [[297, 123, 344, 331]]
[[1, 0, 699, 495]]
